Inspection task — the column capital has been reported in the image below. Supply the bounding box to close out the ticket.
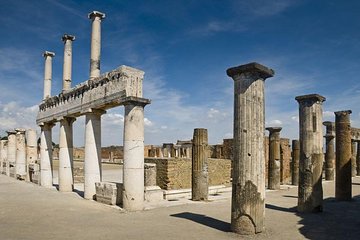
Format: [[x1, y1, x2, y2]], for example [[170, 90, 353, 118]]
[[334, 110, 352, 116], [43, 51, 55, 58], [6, 130, 16, 136], [323, 121, 335, 128], [57, 116, 76, 124], [123, 96, 151, 107], [15, 128, 26, 134], [62, 34, 75, 42], [266, 127, 282, 134], [81, 108, 106, 116], [226, 62, 274, 80], [38, 122, 56, 129], [295, 94, 326, 104], [88, 11, 106, 20]]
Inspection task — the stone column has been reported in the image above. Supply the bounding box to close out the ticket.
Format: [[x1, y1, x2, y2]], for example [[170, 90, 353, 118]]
[[61, 34, 75, 91], [59, 117, 76, 192], [2, 140, 8, 176], [40, 123, 55, 187], [323, 121, 335, 180], [227, 62, 274, 235], [88, 11, 105, 79], [357, 141, 360, 176], [26, 129, 37, 182], [123, 99, 149, 211], [15, 128, 26, 179], [0, 140, 5, 174], [335, 110, 352, 201], [291, 140, 300, 185], [43, 51, 55, 100], [84, 109, 105, 200], [7, 130, 17, 177], [295, 94, 325, 213], [266, 127, 282, 190], [192, 128, 209, 201], [351, 140, 357, 177]]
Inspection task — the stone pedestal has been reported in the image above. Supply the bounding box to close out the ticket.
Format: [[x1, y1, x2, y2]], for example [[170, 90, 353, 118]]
[[40, 123, 55, 187], [335, 110, 352, 201], [227, 62, 274, 235], [15, 128, 26, 180], [95, 182, 122, 205], [88, 11, 105, 79], [291, 140, 300, 185], [59, 117, 75, 192], [62, 34, 75, 91], [266, 127, 282, 190], [84, 109, 104, 199], [191, 128, 209, 201], [26, 129, 38, 182], [7, 130, 17, 178], [295, 94, 325, 213], [351, 140, 357, 177], [43, 51, 55, 99], [144, 163, 163, 202], [323, 121, 335, 181]]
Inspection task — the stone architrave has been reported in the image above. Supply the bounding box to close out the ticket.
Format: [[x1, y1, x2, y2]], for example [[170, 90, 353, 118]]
[[26, 129, 38, 182], [357, 140, 360, 176], [43, 51, 55, 100], [351, 140, 357, 177], [295, 94, 325, 213], [266, 127, 282, 190], [323, 121, 335, 180], [15, 128, 27, 179], [191, 128, 209, 201], [335, 110, 352, 201], [291, 140, 300, 185], [122, 99, 149, 211], [40, 123, 55, 187], [7, 130, 17, 177], [61, 34, 75, 91], [227, 62, 274, 235], [88, 11, 105, 80]]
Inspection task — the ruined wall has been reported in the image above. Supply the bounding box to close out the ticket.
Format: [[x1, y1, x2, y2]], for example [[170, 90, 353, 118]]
[[145, 157, 231, 190]]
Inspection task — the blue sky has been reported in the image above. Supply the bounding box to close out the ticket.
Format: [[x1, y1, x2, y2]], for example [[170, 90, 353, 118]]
[[1, 0, 360, 146]]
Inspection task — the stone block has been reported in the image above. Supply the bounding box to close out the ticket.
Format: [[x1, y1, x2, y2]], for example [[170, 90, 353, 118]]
[[29, 163, 40, 184], [144, 186, 164, 202], [95, 182, 122, 206]]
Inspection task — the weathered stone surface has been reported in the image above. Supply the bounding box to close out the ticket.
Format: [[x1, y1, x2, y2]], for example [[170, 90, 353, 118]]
[[144, 163, 157, 187], [7, 131, 16, 178], [192, 128, 209, 201], [266, 127, 282, 190], [95, 182, 122, 205], [61, 34, 75, 91], [43, 51, 55, 100], [26, 129, 38, 182], [291, 140, 300, 185], [40, 123, 55, 187], [15, 128, 26, 180], [88, 11, 105, 80], [335, 110, 352, 201], [357, 141, 360, 176], [351, 140, 357, 177], [323, 121, 335, 181], [29, 163, 40, 184], [295, 94, 325, 213]]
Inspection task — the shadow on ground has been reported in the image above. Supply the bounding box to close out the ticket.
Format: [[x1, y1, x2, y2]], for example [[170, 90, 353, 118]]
[[170, 212, 231, 232]]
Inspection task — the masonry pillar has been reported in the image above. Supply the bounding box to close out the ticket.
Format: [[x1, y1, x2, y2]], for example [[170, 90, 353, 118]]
[[0, 140, 5, 174], [62, 34, 75, 91], [357, 140, 360, 176], [266, 127, 282, 190], [351, 140, 357, 177], [26, 129, 37, 182], [88, 11, 105, 79], [227, 62, 274, 235], [192, 128, 209, 201], [2, 140, 9, 176], [7, 130, 16, 177], [43, 51, 55, 100], [40, 123, 55, 187], [59, 117, 76, 192], [295, 94, 325, 213], [84, 109, 105, 199], [123, 99, 149, 211], [323, 121, 335, 181], [335, 110, 352, 201], [15, 128, 26, 179], [291, 140, 300, 185]]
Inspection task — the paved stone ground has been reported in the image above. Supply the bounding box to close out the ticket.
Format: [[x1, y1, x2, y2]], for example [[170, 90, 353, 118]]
[[1, 171, 360, 240]]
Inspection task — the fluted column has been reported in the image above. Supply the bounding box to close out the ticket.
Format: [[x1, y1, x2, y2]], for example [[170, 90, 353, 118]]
[[88, 11, 105, 79], [323, 121, 335, 180], [7, 130, 16, 177], [266, 127, 282, 190], [62, 34, 75, 91], [227, 62, 274, 235], [40, 123, 55, 187], [43, 51, 55, 100], [15, 128, 26, 179]]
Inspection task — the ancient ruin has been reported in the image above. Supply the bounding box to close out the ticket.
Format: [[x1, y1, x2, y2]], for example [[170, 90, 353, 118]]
[[291, 139, 300, 185], [266, 127, 282, 190], [323, 121, 335, 180]]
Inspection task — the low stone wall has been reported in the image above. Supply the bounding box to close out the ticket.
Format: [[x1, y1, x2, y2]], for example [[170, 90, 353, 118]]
[[145, 157, 231, 190]]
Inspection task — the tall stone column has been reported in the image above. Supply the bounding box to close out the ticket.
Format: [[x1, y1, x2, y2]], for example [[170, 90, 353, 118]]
[[123, 99, 149, 211], [323, 121, 335, 180], [62, 34, 75, 91], [291, 140, 300, 185], [227, 62, 274, 235], [15, 128, 26, 179], [266, 127, 282, 190], [88, 11, 105, 79], [2, 140, 9, 176], [335, 110, 352, 201], [43, 51, 55, 100], [351, 140, 357, 177], [40, 123, 55, 187], [7, 130, 17, 177], [192, 128, 209, 201], [59, 117, 76, 192], [0, 140, 5, 174], [357, 140, 360, 176], [295, 94, 325, 213], [84, 109, 105, 199], [26, 129, 37, 182]]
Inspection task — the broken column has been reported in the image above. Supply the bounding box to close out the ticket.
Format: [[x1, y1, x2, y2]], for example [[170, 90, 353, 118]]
[[7, 130, 16, 177], [59, 117, 76, 192], [40, 123, 55, 187], [123, 99, 149, 211], [291, 140, 300, 185], [144, 163, 163, 202], [26, 129, 38, 182], [227, 62, 274, 235], [192, 128, 209, 201], [84, 109, 104, 199], [15, 128, 26, 179], [295, 94, 325, 213], [323, 121, 335, 180], [43, 51, 55, 99], [351, 140, 357, 177], [335, 110, 352, 201], [266, 127, 282, 190], [88, 11, 105, 79], [61, 34, 75, 91]]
